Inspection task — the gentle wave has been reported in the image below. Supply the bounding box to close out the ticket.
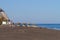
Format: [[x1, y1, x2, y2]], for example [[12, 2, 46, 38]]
[[51, 28, 60, 30]]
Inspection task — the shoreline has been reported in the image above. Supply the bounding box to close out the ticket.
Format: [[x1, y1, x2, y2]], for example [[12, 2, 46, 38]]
[[0, 25, 60, 40]]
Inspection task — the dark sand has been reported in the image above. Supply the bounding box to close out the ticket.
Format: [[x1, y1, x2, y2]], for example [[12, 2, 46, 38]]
[[0, 25, 60, 40]]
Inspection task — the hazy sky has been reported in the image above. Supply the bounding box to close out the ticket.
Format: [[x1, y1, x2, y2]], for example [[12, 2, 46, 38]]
[[0, 0, 60, 24]]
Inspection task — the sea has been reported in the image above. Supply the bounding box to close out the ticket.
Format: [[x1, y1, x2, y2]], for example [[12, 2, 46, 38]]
[[35, 24, 60, 30]]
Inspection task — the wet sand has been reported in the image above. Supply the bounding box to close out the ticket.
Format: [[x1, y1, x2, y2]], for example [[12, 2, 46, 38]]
[[0, 25, 60, 40]]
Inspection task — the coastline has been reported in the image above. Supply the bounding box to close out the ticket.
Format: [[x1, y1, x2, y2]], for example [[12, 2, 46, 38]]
[[0, 25, 59, 40]]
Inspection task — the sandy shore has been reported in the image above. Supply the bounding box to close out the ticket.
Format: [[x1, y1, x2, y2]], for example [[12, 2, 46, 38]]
[[0, 25, 60, 40]]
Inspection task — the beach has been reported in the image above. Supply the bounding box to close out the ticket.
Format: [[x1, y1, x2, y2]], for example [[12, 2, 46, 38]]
[[0, 25, 60, 40]]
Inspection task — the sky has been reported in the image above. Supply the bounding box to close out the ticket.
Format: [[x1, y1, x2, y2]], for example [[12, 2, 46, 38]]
[[0, 0, 60, 24]]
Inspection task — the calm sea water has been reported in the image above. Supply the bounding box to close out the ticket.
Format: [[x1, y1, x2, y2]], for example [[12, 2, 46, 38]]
[[35, 24, 60, 30]]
